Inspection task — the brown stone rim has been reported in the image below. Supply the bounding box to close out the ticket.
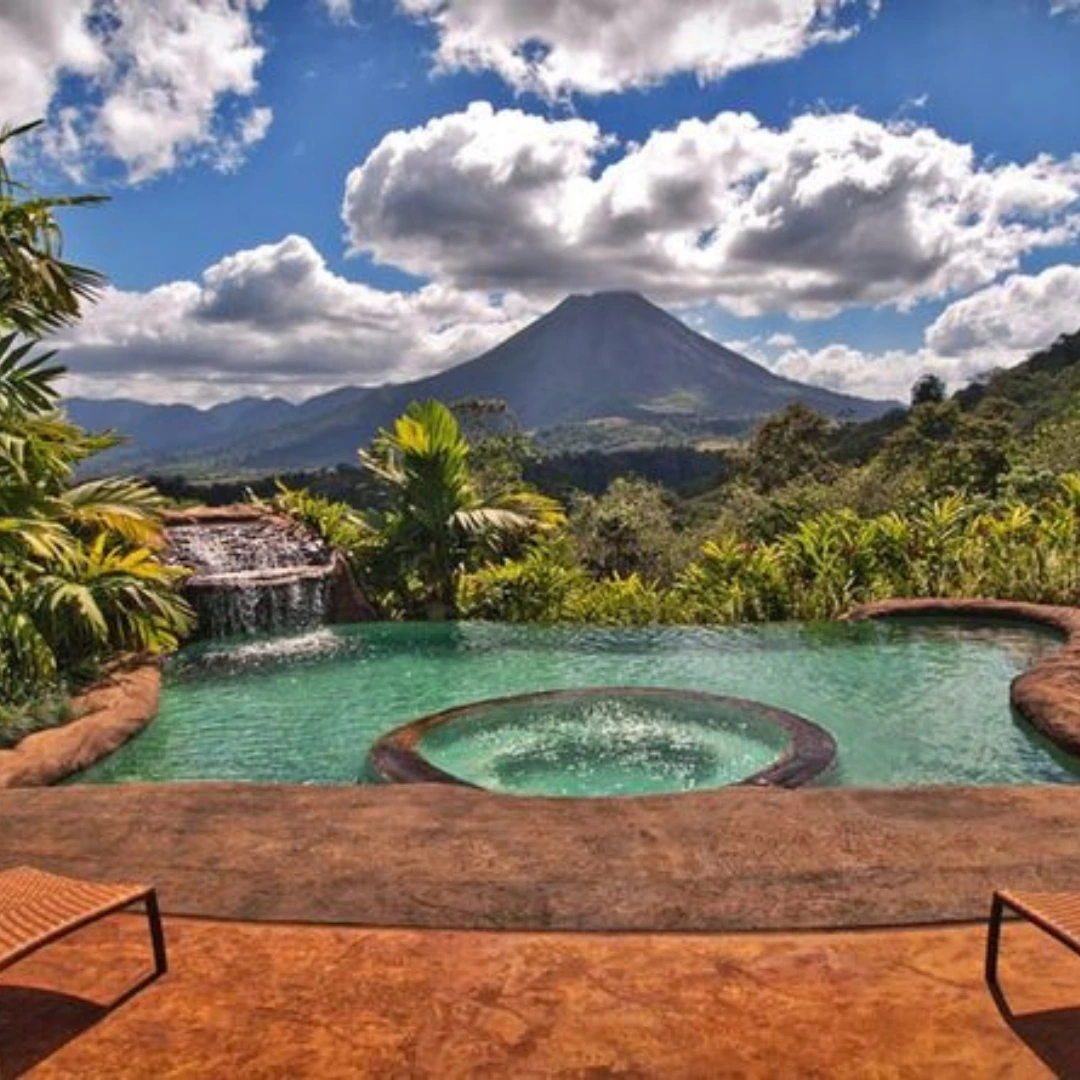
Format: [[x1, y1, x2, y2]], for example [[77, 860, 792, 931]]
[[0, 661, 161, 789], [368, 686, 838, 795], [846, 598, 1080, 760]]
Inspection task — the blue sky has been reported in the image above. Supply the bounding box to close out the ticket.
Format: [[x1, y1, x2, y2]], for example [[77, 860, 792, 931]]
[[4, 0, 1080, 403]]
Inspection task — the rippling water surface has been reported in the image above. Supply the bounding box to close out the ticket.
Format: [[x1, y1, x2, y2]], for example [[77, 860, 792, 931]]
[[74, 619, 1080, 789], [416, 691, 796, 797]]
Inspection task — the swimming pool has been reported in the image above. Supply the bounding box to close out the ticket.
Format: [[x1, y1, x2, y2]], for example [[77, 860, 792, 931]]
[[72, 618, 1080, 789]]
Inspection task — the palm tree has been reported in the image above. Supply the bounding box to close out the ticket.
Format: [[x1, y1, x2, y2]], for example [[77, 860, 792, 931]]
[[0, 332, 191, 705], [360, 399, 564, 618], [0, 122, 191, 710], [0, 121, 107, 336]]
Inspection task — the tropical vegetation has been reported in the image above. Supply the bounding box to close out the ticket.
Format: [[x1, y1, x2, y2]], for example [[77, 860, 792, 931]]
[[0, 122, 190, 743], [0, 121, 107, 337], [273, 399, 564, 618], [276, 328, 1080, 629]]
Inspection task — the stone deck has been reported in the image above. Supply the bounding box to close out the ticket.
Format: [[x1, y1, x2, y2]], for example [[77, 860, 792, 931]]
[[2, 915, 1078, 1077]]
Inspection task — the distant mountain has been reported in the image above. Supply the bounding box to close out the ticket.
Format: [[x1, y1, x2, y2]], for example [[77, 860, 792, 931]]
[[67, 395, 297, 467], [69, 291, 893, 473]]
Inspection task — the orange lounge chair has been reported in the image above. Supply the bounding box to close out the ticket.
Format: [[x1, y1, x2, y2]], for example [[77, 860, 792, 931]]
[[986, 889, 1080, 997], [0, 866, 166, 988]]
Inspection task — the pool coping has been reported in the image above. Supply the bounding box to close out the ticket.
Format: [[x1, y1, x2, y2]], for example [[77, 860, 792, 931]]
[[0, 661, 160, 789], [369, 686, 838, 791], [846, 598, 1080, 759]]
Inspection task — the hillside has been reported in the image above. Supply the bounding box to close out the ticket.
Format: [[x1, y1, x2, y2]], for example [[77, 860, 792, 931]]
[[827, 328, 1080, 466], [69, 291, 892, 473], [681, 326, 1080, 530]]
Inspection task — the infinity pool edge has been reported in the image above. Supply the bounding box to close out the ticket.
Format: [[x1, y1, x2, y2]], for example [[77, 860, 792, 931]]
[[847, 598, 1080, 760]]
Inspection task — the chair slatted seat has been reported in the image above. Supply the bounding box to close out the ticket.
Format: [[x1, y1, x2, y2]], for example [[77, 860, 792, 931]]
[[985, 889, 1080, 997], [0, 866, 166, 979]]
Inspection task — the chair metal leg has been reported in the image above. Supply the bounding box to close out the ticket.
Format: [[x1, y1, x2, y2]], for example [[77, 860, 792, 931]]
[[985, 893, 1005, 994], [145, 890, 168, 976]]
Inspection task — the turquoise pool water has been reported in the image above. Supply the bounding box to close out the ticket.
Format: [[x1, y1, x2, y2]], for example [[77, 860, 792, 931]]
[[410, 690, 806, 796], [74, 619, 1080, 789]]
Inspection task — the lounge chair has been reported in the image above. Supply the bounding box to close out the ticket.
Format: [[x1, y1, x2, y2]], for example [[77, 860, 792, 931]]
[[0, 866, 166, 988], [986, 889, 1080, 997]]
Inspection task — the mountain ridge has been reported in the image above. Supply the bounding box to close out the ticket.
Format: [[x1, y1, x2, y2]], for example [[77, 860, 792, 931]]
[[69, 291, 893, 473]]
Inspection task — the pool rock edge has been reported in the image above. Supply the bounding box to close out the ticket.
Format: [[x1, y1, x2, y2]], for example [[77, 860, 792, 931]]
[[847, 598, 1080, 760], [369, 686, 838, 795], [0, 661, 161, 788]]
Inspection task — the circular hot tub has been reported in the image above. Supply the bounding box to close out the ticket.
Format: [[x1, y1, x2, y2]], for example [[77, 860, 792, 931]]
[[369, 687, 836, 798]]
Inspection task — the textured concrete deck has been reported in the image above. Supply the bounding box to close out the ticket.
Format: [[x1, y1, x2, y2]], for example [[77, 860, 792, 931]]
[[4, 782, 1080, 931], [1, 914, 1078, 1078]]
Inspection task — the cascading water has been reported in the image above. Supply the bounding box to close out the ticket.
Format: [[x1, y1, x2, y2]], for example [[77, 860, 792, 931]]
[[166, 517, 336, 638]]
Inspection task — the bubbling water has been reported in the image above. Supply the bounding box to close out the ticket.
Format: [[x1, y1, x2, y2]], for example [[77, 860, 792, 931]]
[[416, 692, 794, 797]]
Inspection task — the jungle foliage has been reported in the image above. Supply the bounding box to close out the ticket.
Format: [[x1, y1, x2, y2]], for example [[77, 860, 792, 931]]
[[0, 122, 191, 733], [272, 400, 564, 619], [275, 327, 1080, 628], [0, 334, 192, 722]]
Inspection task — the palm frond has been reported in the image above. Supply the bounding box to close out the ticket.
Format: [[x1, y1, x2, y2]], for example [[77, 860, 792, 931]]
[[62, 477, 166, 545], [0, 334, 63, 414]]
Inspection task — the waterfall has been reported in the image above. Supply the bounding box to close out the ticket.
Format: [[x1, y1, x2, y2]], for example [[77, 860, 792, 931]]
[[166, 518, 336, 639]]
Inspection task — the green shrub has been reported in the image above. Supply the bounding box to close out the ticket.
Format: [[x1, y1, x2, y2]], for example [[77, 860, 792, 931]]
[[0, 694, 70, 750], [561, 574, 669, 626], [458, 543, 586, 622]]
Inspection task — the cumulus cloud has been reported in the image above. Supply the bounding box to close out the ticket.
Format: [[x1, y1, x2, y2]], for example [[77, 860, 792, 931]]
[[771, 342, 929, 401], [321, 0, 355, 23], [344, 103, 1080, 318], [0, 0, 272, 182], [0, 2, 104, 124], [57, 235, 539, 403], [925, 262, 1080, 359], [345, 103, 610, 292], [767, 332, 798, 349], [768, 263, 1080, 400], [397, 0, 877, 97]]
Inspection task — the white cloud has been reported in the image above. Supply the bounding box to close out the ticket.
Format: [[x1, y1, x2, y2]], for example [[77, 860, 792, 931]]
[[0, 0, 272, 182], [766, 332, 798, 349], [344, 103, 1080, 318], [397, 0, 878, 97], [57, 235, 539, 403], [1050, 0, 1080, 15], [322, 0, 355, 23], [52, 238, 1080, 406], [768, 263, 1080, 400], [925, 262, 1080, 359], [0, 2, 103, 124], [770, 342, 928, 401]]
